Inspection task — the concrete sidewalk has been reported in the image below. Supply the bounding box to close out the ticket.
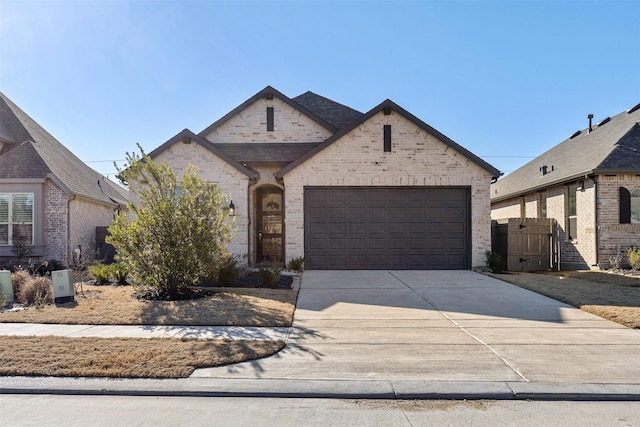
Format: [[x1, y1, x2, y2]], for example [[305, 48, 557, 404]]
[[0, 323, 288, 341], [3, 270, 640, 401]]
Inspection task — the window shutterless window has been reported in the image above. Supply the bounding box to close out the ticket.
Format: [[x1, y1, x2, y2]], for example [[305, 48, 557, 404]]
[[0, 193, 34, 245], [539, 192, 547, 219]]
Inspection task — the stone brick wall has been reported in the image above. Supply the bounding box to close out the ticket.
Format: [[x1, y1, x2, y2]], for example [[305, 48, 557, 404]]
[[282, 110, 495, 267], [68, 198, 116, 263], [154, 141, 250, 256], [203, 97, 333, 144], [491, 179, 599, 269], [43, 179, 68, 263], [596, 174, 640, 267]]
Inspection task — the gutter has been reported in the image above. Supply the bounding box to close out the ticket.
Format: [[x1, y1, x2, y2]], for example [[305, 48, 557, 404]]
[[491, 170, 597, 203]]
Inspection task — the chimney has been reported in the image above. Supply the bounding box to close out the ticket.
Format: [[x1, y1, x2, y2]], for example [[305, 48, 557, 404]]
[[588, 114, 594, 133]]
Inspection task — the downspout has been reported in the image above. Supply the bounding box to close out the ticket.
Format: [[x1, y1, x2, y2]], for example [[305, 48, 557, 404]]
[[247, 184, 251, 266], [593, 176, 599, 268], [66, 195, 75, 266]]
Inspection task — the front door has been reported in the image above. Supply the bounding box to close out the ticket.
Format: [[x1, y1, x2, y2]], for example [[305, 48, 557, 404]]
[[257, 187, 284, 264]]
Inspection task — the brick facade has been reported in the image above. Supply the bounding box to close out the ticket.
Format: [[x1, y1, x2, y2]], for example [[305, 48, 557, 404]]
[[153, 89, 497, 269], [68, 197, 117, 263], [281, 110, 494, 267], [154, 142, 251, 256], [491, 174, 640, 269], [203, 97, 332, 144], [43, 179, 68, 263]]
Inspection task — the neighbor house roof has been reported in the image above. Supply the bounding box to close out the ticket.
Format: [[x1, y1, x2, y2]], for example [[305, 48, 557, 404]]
[[276, 99, 501, 179], [491, 102, 640, 202], [0, 92, 128, 206]]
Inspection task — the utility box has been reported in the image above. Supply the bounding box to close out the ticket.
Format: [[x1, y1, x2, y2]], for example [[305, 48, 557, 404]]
[[52, 269, 75, 304], [0, 270, 13, 304]]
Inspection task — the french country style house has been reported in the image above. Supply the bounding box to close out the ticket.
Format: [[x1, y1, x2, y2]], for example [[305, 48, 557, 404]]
[[491, 102, 640, 269], [147, 86, 500, 270], [0, 92, 128, 266]]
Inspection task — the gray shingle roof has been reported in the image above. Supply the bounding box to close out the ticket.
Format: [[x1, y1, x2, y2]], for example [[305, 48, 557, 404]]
[[491, 103, 640, 202], [0, 92, 128, 206], [213, 143, 320, 164], [292, 91, 363, 129]]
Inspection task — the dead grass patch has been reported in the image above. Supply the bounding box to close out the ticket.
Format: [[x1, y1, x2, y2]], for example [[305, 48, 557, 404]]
[[0, 284, 297, 327], [487, 270, 640, 328], [0, 336, 284, 378]]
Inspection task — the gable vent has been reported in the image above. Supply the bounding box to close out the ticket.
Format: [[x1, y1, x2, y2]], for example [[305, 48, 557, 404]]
[[597, 117, 611, 127], [627, 102, 640, 114], [569, 130, 581, 139]]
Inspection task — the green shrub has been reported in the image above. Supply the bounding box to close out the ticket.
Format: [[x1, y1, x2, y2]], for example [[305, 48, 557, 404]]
[[107, 146, 236, 298], [88, 263, 111, 285], [257, 267, 282, 287], [33, 259, 66, 276], [110, 263, 129, 285], [287, 256, 304, 272], [485, 250, 506, 273], [217, 256, 238, 286], [626, 247, 640, 270], [19, 276, 53, 306]]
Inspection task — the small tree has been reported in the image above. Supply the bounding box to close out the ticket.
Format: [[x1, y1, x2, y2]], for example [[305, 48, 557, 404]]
[[107, 146, 236, 298]]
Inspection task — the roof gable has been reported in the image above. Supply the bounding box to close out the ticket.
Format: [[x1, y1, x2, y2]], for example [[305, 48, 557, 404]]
[[491, 103, 640, 201], [147, 129, 259, 179], [198, 86, 338, 139], [276, 99, 500, 179], [0, 92, 128, 205]]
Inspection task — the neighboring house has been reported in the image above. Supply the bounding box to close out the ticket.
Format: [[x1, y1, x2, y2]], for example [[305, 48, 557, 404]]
[[491, 102, 640, 270], [148, 86, 499, 270], [0, 92, 128, 266]]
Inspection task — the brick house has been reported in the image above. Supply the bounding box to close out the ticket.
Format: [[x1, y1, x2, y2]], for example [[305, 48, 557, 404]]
[[491, 102, 640, 270], [148, 86, 500, 270], [0, 92, 128, 266]]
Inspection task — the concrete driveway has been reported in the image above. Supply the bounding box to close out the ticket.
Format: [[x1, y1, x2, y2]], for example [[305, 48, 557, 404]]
[[192, 270, 640, 384]]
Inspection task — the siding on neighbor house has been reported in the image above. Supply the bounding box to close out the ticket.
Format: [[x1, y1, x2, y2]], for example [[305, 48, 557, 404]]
[[202, 97, 333, 144], [281, 110, 494, 267], [153, 141, 251, 256]]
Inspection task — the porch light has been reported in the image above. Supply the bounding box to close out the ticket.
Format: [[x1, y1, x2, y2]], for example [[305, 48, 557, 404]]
[[228, 201, 235, 216]]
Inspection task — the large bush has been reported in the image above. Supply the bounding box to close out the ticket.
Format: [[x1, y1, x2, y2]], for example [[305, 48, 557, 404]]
[[107, 146, 236, 298]]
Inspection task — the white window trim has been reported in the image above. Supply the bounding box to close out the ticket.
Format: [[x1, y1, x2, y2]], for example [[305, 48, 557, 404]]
[[0, 192, 35, 246]]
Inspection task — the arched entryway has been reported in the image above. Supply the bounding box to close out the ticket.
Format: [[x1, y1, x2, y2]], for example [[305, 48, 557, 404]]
[[255, 186, 284, 264]]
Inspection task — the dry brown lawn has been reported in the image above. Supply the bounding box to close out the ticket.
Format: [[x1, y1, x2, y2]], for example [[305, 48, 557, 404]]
[[0, 284, 297, 326], [0, 336, 283, 378], [0, 283, 298, 378], [487, 270, 640, 328]]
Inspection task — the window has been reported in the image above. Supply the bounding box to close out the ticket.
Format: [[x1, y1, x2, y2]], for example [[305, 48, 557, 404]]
[[383, 125, 391, 152], [520, 197, 526, 218], [539, 192, 547, 219], [0, 193, 34, 245], [632, 189, 640, 224], [567, 184, 577, 240], [266, 107, 274, 131]]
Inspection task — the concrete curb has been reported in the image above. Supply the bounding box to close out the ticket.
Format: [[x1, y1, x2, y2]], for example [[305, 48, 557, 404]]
[[3, 377, 640, 401]]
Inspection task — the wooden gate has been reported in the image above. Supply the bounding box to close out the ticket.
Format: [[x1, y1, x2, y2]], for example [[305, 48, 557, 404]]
[[491, 218, 557, 272]]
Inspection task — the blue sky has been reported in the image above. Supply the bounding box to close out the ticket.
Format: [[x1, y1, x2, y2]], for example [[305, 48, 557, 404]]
[[1, 0, 639, 181]]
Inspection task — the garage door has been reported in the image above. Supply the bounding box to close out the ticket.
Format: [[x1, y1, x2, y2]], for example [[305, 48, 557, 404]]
[[304, 187, 470, 270]]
